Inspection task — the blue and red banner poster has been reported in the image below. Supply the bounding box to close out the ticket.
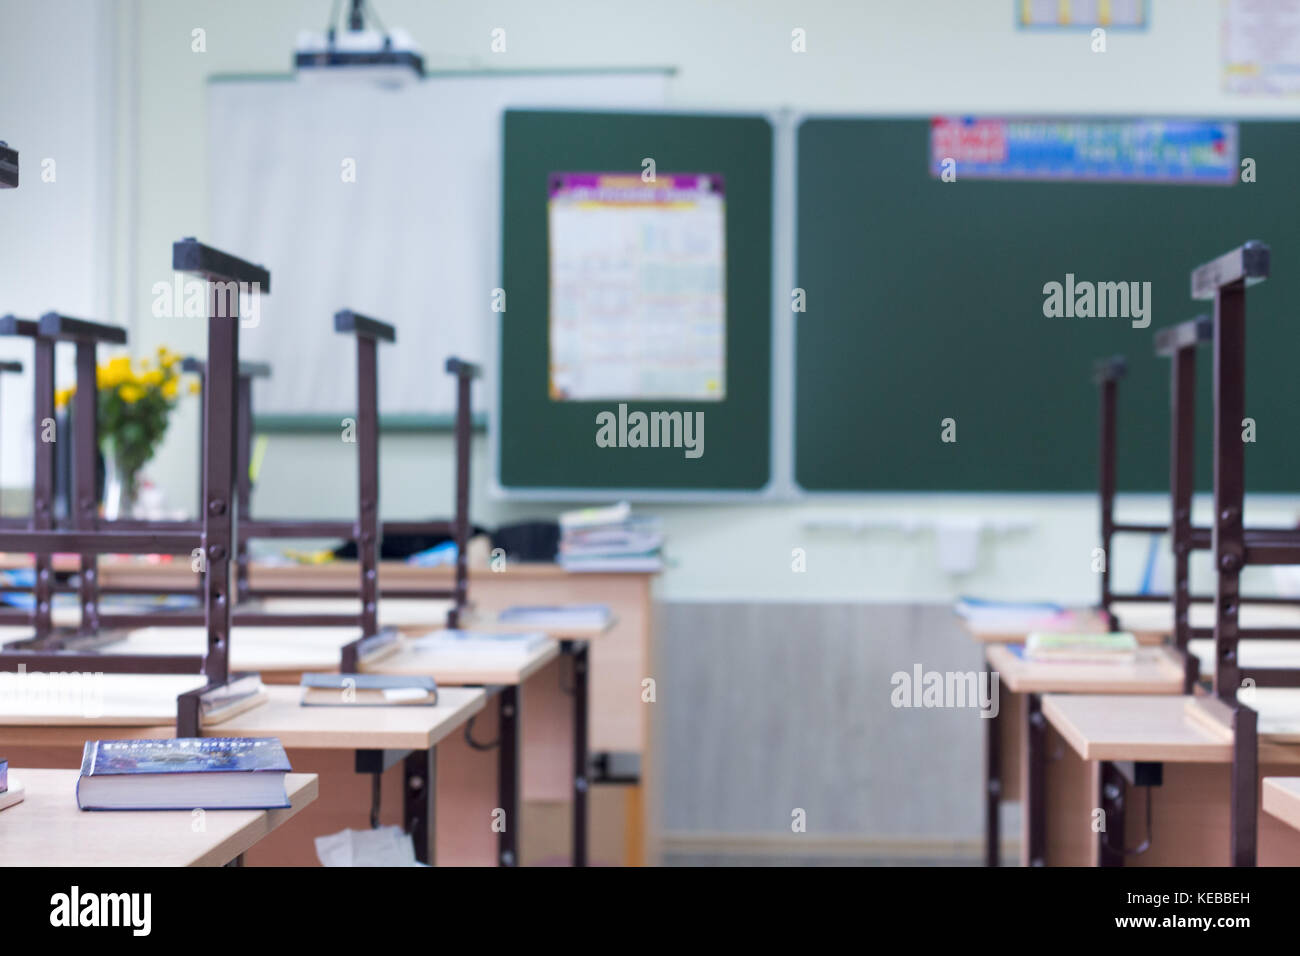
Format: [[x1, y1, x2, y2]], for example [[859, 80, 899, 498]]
[[929, 118, 1238, 185]]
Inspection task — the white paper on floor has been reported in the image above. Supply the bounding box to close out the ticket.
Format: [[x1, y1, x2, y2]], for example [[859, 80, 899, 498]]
[[314, 826, 427, 867]]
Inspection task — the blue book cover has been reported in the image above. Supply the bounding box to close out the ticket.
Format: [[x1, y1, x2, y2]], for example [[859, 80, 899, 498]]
[[80, 738, 291, 776], [0, 758, 7, 794]]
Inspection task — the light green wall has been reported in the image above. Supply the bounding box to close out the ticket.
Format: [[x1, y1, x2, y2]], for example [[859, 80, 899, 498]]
[[112, 0, 1300, 603]]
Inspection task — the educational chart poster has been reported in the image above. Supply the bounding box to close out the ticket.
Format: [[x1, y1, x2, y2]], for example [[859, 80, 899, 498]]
[[1222, 0, 1300, 95], [1016, 0, 1147, 29], [548, 172, 727, 402], [929, 118, 1238, 184]]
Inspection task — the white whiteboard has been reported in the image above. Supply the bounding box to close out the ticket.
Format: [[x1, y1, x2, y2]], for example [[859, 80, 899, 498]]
[[207, 70, 669, 419]]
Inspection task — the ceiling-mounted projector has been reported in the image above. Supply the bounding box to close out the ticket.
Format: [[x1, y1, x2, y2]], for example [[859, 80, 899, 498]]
[[295, 0, 424, 87]]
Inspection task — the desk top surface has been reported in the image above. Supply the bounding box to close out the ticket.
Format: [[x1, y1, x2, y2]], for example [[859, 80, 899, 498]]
[[0, 673, 208, 725], [1263, 777, 1300, 833], [0, 768, 317, 867], [202, 684, 485, 749], [985, 643, 1185, 694], [960, 608, 1111, 644], [362, 637, 560, 685], [1042, 692, 1300, 763], [1042, 694, 1233, 763], [0, 553, 658, 582], [1189, 638, 1300, 671], [1115, 602, 1300, 635], [961, 602, 1300, 645], [109, 626, 357, 672]]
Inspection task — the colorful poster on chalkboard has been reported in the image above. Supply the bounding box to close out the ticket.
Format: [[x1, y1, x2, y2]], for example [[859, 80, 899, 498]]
[[1016, 0, 1148, 29], [929, 118, 1238, 184], [1222, 0, 1300, 95], [548, 172, 727, 402]]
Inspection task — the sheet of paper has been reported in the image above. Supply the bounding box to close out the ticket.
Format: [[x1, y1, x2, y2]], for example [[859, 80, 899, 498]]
[[548, 172, 726, 402], [1223, 0, 1300, 95]]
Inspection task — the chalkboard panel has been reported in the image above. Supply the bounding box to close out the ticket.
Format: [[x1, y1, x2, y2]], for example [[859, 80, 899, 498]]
[[498, 110, 773, 494], [795, 118, 1300, 492]]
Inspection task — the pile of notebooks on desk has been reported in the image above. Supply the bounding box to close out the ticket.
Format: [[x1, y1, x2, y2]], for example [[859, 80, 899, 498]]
[[559, 501, 663, 572], [1024, 632, 1138, 664], [954, 597, 1094, 633]]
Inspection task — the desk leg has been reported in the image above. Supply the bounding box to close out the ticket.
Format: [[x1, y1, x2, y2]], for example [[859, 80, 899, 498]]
[[1231, 704, 1257, 867], [571, 641, 590, 868], [1025, 693, 1046, 867], [1098, 761, 1126, 867], [405, 747, 436, 865], [984, 663, 1001, 867], [498, 686, 520, 867]]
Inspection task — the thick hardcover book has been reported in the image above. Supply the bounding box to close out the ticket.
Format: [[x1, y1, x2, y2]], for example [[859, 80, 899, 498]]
[[76, 737, 291, 811]]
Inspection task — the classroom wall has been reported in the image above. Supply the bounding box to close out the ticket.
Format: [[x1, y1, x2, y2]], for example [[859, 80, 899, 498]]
[[0, 0, 117, 496], [7, 0, 1300, 606], [6, 0, 1300, 857], [101, 0, 1299, 607]]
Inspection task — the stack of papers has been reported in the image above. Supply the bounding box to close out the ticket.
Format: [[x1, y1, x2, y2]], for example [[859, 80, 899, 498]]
[[558, 502, 663, 572], [954, 597, 1085, 633], [1024, 632, 1139, 664]]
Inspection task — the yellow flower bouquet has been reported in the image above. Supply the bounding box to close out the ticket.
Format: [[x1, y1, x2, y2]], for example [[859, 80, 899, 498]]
[[55, 346, 198, 512]]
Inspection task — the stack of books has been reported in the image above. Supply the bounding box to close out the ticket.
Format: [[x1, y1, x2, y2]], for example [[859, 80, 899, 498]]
[[1024, 632, 1138, 664], [954, 597, 1087, 633], [558, 502, 663, 572]]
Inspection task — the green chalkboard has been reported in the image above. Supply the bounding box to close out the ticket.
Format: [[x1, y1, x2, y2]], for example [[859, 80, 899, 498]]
[[795, 118, 1300, 492], [498, 110, 772, 493]]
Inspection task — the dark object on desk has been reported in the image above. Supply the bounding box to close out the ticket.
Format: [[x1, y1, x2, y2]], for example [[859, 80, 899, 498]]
[[491, 521, 560, 562], [333, 523, 489, 560], [0, 142, 17, 188]]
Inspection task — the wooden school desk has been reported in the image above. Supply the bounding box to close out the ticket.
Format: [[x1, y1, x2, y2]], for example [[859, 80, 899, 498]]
[[98, 618, 612, 865], [979, 643, 1185, 866], [0, 768, 317, 867], [363, 638, 562, 866], [2, 551, 660, 865], [1040, 692, 1300, 866], [0, 677, 486, 866], [192, 684, 486, 866]]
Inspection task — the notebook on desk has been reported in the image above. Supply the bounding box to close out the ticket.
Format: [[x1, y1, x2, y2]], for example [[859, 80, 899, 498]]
[[497, 604, 612, 630], [300, 673, 438, 706], [1024, 632, 1138, 664], [407, 629, 549, 656]]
